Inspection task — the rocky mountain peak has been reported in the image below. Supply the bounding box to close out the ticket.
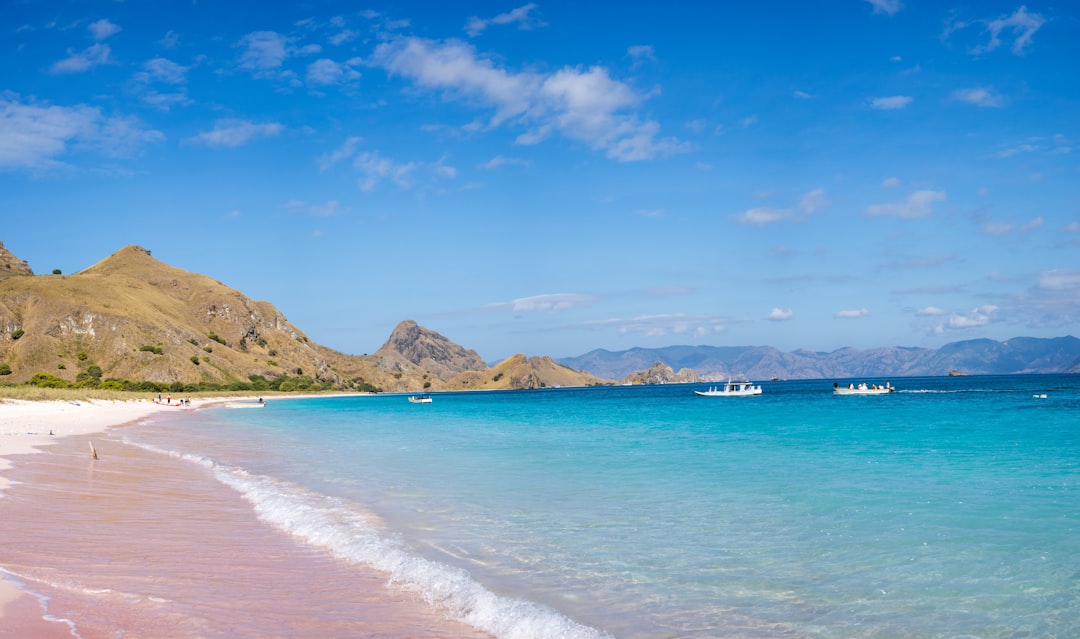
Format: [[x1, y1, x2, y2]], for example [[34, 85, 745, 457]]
[[374, 320, 487, 380]]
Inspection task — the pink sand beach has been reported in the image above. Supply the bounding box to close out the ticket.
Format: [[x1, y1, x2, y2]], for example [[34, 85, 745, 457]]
[[0, 398, 492, 638]]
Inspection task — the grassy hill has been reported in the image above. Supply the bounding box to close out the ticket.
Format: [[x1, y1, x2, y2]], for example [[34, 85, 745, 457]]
[[0, 244, 611, 393]]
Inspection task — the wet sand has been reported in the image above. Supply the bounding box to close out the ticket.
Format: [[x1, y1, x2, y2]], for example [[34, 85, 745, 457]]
[[0, 401, 492, 638]]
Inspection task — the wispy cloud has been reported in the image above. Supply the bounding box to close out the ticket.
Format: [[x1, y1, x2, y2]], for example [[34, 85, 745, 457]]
[[130, 58, 191, 111], [51, 43, 112, 73], [767, 308, 794, 321], [835, 308, 870, 319], [486, 293, 597, 314], [183, 119, 283, 147], [975, 6, 1046, 55], [0, 95, 163, 170], [915, 306, 946, 316], [480, 155, 529, 170], [317, 136, 362, 170], [737, 188, 826, 225], [88, 19, 121, 40], [946, 6, 1047, 56], [353, 150, 417, 191], [628, 45, 656, 66], [306, 58, 362, 86], [979, 215, 1043, 236], [580, 313, 728, 339], [368, 36, 688, 162], [465, 4, 544, 37], [870, 95, 912, 110], [951, 87, 1004, 107], [235, 30, 320, 85], [865, 0, 902, 16], [284, 199, 346, 217], [864, 190, 946, 218]]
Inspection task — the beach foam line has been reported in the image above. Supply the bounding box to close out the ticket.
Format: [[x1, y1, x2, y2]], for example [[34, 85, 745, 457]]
[[126, 439, 611, 639]]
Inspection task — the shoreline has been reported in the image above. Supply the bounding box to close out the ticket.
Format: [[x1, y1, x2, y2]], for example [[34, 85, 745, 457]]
[[1, 392, 427, 638]]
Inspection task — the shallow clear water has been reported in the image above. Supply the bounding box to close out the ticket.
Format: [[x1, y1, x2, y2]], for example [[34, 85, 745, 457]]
[[129, 375, 1080, 638]]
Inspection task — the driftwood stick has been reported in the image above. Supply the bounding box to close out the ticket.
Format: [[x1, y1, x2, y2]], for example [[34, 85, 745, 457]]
[[89, 441, 98, 460]]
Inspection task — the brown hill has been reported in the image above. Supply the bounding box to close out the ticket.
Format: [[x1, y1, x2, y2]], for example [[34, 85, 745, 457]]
[[0, 245, 402, 390], [0, 243, 615, 393], [373, 320, 487, 380], [448, 353, 610, 390]]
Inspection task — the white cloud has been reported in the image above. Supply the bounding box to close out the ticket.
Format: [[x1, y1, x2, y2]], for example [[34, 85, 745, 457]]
[[951, 87, 1004, 107], [628, 45, 656, 64], [870, 95, 912, 110], [793, 89, 812, 99], [882, 177, 901, 187], [864, 190, 946, 218], [939, 305, 997, 331], [737, 188, 825, 225], [465, 3, 544, 37], [767, 308, 793, 321], [353, 150, 416, 191], [835, 308, 870, 319], [130, 58, 191, 111], [866, 0, 902, 16], [0, 94, 163, 170], [582, 313, 727, 339], [980, 216, 1043, 236], [485, 293, 596, 314], [318, 136, 363, 170], [975, 6, 1046, 56], [306, 58, 361, 86], [369, 36, 687, 162], [51, 43, 112, 73], [88, 19, 121, 40], [238, 31, 290, 71], [183, 119, 283, 147], [480, 155, 529, 170], [916, 306, 946, 316], [1037, 269, 1080, 291], [143, 58, 188, 84]]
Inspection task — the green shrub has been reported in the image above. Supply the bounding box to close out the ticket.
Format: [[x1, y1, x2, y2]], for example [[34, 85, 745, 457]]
[[77, 351, 88, 361], [29, 373, 69, 388], [208, 332, 227, 346], [190, 356, 200, 365], [0, 363, 12, 375], [140, 345, 163, 355], [11, 328, 24, 340]]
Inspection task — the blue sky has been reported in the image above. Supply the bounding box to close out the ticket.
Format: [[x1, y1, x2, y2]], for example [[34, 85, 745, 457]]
[[3, 1, 1078, 361]]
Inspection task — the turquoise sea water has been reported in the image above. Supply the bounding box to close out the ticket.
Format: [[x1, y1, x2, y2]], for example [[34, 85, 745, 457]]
[[128, 375, 1080, 638]]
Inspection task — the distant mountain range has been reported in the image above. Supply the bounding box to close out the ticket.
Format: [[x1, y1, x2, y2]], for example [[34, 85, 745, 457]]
[[557, 337, 1080, 381]]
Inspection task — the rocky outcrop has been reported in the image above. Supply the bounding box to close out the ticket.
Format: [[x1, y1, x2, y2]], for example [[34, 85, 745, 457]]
[[623, 361, 700, 385], [0, 241, 33, 281], [373, 320, 487, 381]]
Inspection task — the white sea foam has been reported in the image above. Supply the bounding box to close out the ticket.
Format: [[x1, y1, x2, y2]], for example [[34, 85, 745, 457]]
[[129, 440, 610, 639]]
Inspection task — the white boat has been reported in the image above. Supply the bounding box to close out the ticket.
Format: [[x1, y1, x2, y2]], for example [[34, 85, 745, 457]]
[[833, 382, 894, 395], [408, 393, 432, 404], [694, 380, 762, 397]]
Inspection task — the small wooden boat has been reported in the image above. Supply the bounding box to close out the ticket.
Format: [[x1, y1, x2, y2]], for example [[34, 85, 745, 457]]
[[408, 393, 433, 404]]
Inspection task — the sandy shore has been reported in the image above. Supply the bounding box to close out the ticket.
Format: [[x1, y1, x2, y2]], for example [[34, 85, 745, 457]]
[[0, 397, 193, 633], [0, 393, 489, 639]]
